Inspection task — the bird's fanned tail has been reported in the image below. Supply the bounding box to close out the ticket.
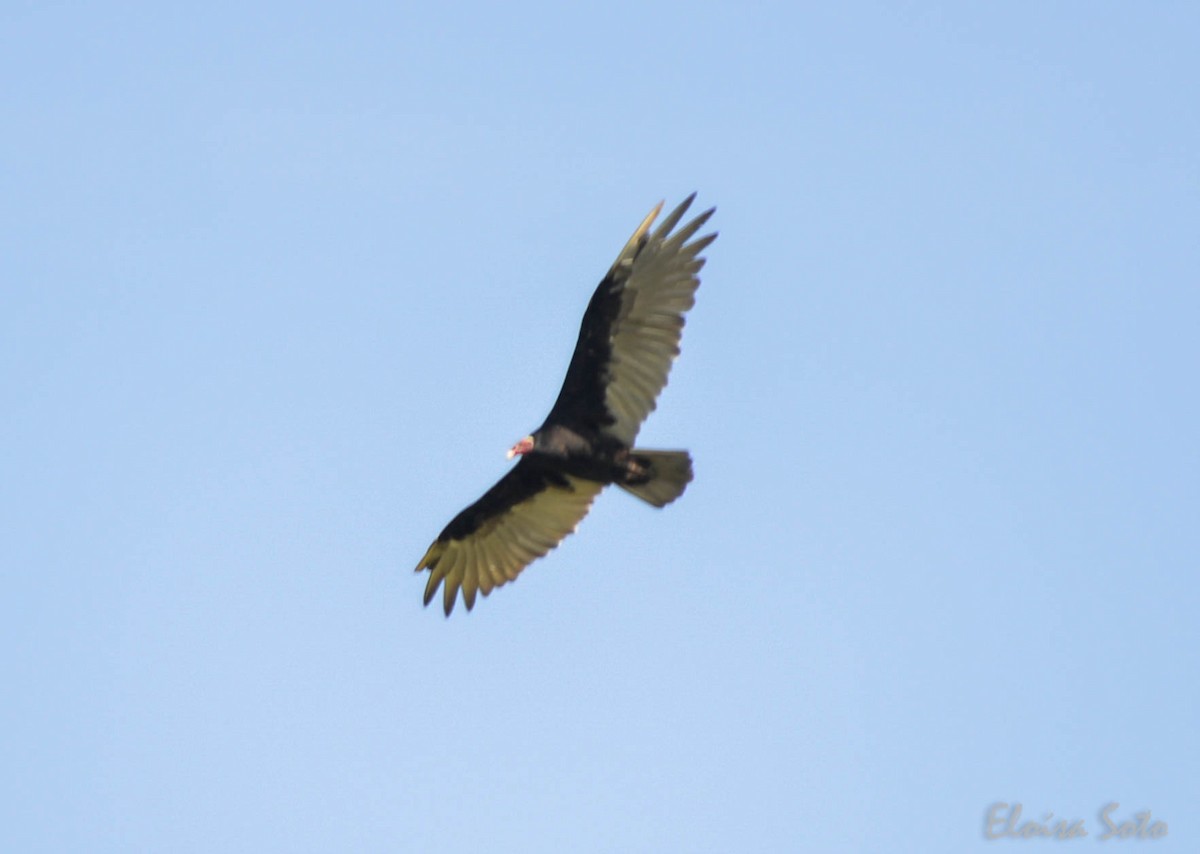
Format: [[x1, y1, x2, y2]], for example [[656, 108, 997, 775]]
[[617, 450, 693, 508]]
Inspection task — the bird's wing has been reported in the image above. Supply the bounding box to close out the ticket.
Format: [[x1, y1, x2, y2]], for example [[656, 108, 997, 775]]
[[415, 459, 604, 615], [545, 194, 716, 444]]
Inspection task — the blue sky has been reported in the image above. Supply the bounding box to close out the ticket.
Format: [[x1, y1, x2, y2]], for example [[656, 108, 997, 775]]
[[3, 2, 1197, 851]]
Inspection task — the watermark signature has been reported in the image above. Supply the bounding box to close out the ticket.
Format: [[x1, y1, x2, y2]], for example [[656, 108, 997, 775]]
[[985, 803, 1168, 841]]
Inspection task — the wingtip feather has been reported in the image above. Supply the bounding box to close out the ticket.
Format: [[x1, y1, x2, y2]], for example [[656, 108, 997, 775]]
[[442, 574, 459, 616], [653, 195, 694, 239], [632, 200, 664, 243], [423, 569, 440, 607]]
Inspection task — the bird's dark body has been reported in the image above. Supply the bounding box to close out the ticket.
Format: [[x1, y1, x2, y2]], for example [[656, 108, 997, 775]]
[[436, 425, 649, 542]]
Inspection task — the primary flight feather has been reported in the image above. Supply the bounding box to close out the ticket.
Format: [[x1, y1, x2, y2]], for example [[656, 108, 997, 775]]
[[415, 194, 717, 615]]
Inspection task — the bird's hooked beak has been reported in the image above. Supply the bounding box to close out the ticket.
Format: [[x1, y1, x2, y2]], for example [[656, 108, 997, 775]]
[[506, 435, 534, 459]]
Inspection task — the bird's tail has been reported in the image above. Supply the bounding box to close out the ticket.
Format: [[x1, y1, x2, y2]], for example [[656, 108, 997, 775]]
[[618, 450, 693, 508]]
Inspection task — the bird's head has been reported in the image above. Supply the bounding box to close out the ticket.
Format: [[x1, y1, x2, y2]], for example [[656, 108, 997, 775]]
[[506, 435, 535, 460]]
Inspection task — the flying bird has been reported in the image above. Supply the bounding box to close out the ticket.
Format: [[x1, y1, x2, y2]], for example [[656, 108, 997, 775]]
[[415, 194, 716, 615]]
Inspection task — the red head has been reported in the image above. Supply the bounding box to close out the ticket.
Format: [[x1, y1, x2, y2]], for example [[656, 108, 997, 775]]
[[506, 435, 535, 459]]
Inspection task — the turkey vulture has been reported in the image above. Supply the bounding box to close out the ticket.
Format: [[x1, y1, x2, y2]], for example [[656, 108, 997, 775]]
[[415, 194, 716, 615]]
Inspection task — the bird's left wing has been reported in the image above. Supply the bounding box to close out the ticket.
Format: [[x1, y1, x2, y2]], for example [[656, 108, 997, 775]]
[[415, 460, 604, 615], [546, 194, 716, 444]]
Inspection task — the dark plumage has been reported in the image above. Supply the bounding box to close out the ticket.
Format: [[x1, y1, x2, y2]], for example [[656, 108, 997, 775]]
[[415, 194, 717, 614]]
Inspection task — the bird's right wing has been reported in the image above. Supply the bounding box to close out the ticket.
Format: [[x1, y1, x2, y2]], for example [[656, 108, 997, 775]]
[[415, 460, 604, 615]]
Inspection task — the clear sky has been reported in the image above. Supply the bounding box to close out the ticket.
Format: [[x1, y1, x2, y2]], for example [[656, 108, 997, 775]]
[[3, 2, 1197, 852]]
